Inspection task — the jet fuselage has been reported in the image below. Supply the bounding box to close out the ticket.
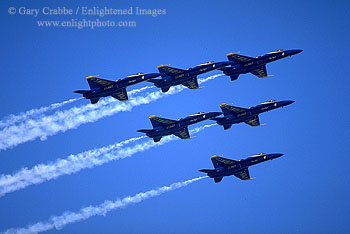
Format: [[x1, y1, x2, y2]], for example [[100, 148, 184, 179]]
[[155, 61, 231, 88], [80, 73, 161, 100], [206, 153, 284, 179], [224, 49, 303, 76], [144, 112, 222, 138], [215, 100, 294, 126]]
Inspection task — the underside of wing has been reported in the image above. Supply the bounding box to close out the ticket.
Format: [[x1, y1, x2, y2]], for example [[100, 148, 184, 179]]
[[173, 127, 190, 139], [150, 116, 177, 128], [251, 65, 268, 78], [227, 53, 255, 64], [244, 116, 260, 127], [211, 156, 238, 169], [111, 88, 128, 101], [157, 65, 185, 76], [182, 76, 199, 89], [233, 168, 251, 180], [220, 104, 248, 116], [86, 76, 116, 89]]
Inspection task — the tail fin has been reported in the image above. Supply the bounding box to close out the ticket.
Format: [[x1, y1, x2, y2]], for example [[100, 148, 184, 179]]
[[90, 98, 100, 104], [214, 176, 223, 183]]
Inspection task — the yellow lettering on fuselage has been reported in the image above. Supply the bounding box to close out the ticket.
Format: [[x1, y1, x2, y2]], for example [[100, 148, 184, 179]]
[[237, 112, 247, 117], [261, 107, 269, 111], [244, 62, 254, 67], [175, 74, 185, 79], [228, 165, 236, 169], [166, 124, 176, 129], [104, 85, 113, 90], [128, 79, 137, 83]]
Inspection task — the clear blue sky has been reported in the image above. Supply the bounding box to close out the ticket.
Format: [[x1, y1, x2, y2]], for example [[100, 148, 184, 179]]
[[1, 0, 349, 233]]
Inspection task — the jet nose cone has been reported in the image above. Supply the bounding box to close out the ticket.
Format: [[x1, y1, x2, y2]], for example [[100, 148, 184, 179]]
[[285, 49, 303, 56], [278, 100, 295, 107], [268, 153, 284, 160]]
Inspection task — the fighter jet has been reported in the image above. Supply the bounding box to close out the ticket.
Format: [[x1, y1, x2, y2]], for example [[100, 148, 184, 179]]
[[148, 61, 232, 93], [219, 49, 303, 81], [74, 72, 161, 104], [199, 153, 284, 183], [137, 112, 222, 142], [211, 100, 294, 130]]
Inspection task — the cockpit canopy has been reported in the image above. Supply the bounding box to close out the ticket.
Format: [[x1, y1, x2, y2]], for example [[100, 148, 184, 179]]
[[267, 49, 284, 54], [250, 153, 266, 158], [128, 72, 144, 77], [260, 100, 278, 105], [197, 61, 214, 66], [189, 112, 205, 116]]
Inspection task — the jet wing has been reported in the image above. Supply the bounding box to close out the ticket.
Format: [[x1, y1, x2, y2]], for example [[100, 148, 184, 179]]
[[182, 76, 200, 89], [220, 104, 248, 116], [111, 88, 128, 101], [86, 76, 116, 89], [157, 65, 185, 76], [233, 168, 251, 180], [251, 65, 268, 78], [244, 116, 260, 127], [227, 53, 255, 64], [150, 116, 178, 128], [173, 127, 190, 139], [211, 156, 238, 169]]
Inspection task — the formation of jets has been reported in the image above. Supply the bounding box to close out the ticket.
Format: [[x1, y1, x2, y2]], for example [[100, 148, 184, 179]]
[[74, 49, 302, 183], [74, 49, 302, 104]]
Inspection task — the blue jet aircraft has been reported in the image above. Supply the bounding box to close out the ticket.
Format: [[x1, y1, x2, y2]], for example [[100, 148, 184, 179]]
[[219, 49, 303, 81], [137, 112, 222, 142], [148, 61, 232, 92], [199, 153, 284, 183], [74, 72, 161, 104], [212, 100, 294, 130]]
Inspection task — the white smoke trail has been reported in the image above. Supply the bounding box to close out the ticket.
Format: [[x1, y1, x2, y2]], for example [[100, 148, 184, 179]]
[[0, 85, 153, 130], [0, 97, 83, 129], [2, 176, 207, 234], [0, 124, 215, 197], [0, 74, 222, 151]]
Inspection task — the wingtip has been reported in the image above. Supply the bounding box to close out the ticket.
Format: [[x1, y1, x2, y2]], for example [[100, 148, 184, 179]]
[[226, 51, 240, 56]]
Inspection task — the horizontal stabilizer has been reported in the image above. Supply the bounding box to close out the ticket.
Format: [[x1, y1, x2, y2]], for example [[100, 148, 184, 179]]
[[198, 169, 217, 173], [74, 90, 92, 94], [137, 129, 153, 134]]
